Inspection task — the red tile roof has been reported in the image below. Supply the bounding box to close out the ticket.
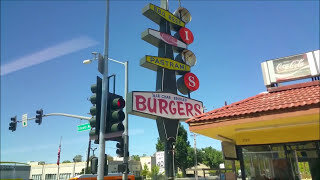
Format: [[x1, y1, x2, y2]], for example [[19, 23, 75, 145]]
[[186, 81, 320, 123]]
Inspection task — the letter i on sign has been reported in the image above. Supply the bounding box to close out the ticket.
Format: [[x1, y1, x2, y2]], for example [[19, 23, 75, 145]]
[[179, 27, 194, 44]]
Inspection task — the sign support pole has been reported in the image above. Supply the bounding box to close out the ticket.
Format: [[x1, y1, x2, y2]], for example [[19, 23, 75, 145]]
[[156, 0, 179, 179]]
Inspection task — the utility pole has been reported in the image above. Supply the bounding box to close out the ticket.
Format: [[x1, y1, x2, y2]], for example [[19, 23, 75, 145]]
[[86, 135, 91, 174], [193, 133, 198, 180], [97, 0, 110, 179]]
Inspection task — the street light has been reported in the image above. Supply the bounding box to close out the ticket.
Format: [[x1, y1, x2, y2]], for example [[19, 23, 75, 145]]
[[83, 59, 92, 64]]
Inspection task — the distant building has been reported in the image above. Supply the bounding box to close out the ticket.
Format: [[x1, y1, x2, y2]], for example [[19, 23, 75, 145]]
[[29, 160, 141, 179], [140, 156, 156, 172], [30, 161, 85, 180], [0, 162, 31, 180]]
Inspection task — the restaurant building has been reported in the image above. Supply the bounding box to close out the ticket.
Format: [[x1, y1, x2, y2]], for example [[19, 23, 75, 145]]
[[186, 50, 320, 179]]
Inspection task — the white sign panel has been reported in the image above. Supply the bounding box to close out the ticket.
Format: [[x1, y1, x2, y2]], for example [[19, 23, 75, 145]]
[[127, 91, 203, 120], [156, 151, 165, 174], [261, 50, 320, 86], [22, 114, 27, 127]]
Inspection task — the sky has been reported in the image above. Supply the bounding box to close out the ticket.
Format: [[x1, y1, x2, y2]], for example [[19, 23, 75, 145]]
[[1, 0, 319, 164]]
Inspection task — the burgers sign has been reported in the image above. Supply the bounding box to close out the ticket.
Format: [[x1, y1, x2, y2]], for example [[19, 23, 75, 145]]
[[127, 91, 203, 120]]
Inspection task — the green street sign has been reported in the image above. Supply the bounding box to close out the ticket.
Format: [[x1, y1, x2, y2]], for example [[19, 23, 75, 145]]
[[77, 123, 91, 132]]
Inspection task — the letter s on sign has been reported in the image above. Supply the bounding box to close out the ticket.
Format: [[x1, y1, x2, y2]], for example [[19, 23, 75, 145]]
[[184, 72, 199, 92], [194, 104, 202, 115], [188, 76, 196, 88], [135, 95, 146, 111]]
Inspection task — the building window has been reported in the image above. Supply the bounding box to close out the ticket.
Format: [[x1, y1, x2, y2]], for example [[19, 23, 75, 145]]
[[31, 174, 42, 180], [59, 173, 71, 180], [45, 174, 57, 180]]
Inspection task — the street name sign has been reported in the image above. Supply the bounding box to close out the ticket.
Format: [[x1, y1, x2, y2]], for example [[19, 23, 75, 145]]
[[127, 91, 203, 120], [140, 55, 190, 75], [77, 123, 91, 132], [22, 114, 27, 127], [142, 3, 185, 32], [142, 28, 187, 53]]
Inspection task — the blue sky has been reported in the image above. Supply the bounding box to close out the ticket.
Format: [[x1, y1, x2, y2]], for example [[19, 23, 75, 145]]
[[1, 0, 319, 163]]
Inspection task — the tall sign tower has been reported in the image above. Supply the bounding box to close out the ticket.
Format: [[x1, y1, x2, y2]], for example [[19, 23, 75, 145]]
[[127, 0, 203, 178]]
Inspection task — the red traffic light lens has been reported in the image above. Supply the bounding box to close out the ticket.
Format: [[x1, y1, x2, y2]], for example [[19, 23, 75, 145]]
[[116, 98, 125, 108]]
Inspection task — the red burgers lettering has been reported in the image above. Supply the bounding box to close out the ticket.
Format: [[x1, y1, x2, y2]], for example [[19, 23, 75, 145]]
[[158, 99, 168, 114], [135, 95, 146, 111], [177, 101, 185, 116]]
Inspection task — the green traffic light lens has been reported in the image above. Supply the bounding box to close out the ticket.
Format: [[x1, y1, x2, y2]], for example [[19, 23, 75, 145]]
[[112, 110, 125, 121], [110, 123, 124, 132], [91, 84, 97, 93], [90, 94, 97, 104], [89, 117, 96, 127], [90, 106, 97, 115]]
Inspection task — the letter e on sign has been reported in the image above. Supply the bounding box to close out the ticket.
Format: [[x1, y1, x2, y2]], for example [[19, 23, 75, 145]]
[[179, 27, 194, 44], [184, 72, 199, 91]]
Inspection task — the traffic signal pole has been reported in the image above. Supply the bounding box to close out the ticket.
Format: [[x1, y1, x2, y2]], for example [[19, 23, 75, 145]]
[[97, 0, 110, 179]]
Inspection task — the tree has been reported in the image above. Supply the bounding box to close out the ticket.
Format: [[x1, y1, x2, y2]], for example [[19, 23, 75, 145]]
[[73, 155, 82, 162], [174, 125, 195, 177], [131, 155, 140, 161], [149, 165, 165, 180], [156, 138, 164, 151], [39, 161, 45, 165], [106, 155, 113, 162], [201, 147, 223, 169], [141, 163, 149, 178], [62, 160, 71, 163]]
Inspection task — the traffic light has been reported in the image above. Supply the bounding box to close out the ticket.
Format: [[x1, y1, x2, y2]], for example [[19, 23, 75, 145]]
[[116, 138, 124, 157], [9, 116, 17, 132], [105, 93, 125, 135], [35, 109, 43, 125], [89, 76, 102, 140], [90, 155, 108, 175]]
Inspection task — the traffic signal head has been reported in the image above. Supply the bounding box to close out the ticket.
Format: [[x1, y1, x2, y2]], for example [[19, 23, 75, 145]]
[[89, 76, 102, 138], [35, 109, 43, 125], [9, 116, 17, 132], [116, 138, 124, 157], [106, 93, 125, 134]]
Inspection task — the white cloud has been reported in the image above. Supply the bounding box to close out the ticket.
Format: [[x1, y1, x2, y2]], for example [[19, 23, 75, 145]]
[[1, 36, 99, 76]]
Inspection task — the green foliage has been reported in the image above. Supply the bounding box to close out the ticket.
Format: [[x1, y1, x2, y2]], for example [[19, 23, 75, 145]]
[[174, 125, 195, 177], [156, 138, 164, 151], [141, 163, 149, 177], [73, 155, 82, 162], [131, 155, 140, 161], [62, 160, 71, 163], [299, 162, 311, 179], [39, 161, 45, 165], [81, 167, 92, 174], [148, 166, 165, 180], [201, 147, 223, 169]]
